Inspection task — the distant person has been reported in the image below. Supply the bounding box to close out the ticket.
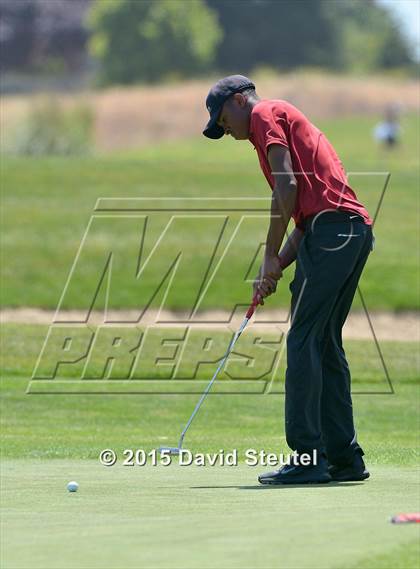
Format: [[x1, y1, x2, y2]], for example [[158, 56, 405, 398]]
[[373, 103, 401, 148], [203, 75, 374, 485]]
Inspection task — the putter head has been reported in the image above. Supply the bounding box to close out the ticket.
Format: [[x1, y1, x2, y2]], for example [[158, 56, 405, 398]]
[[158, 446, 181, 456]]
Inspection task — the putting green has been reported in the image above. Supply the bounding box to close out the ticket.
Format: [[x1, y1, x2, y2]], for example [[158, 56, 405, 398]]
[[2, 460, 419, 569]]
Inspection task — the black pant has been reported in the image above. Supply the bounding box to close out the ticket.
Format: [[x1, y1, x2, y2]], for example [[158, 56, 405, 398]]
[[285, 212, 373, 465]]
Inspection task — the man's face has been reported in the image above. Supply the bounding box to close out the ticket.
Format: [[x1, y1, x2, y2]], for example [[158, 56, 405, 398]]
[[217, 93, 250, 140]]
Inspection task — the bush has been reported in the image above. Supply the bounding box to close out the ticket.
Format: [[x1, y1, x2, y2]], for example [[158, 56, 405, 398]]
[[5, 98, 93, 156]]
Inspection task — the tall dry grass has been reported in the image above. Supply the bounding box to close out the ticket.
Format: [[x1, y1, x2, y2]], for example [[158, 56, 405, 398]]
[[1, 72, 418, 152]]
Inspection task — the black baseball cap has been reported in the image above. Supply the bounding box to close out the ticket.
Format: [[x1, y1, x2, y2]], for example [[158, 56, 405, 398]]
[[203, 75, 255, 139]]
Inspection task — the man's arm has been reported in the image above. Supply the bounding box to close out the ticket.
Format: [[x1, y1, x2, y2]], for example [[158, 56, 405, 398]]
[[278, 226, 304, 270], [265, 145, 298, 254], [254, 144, 298, 302]]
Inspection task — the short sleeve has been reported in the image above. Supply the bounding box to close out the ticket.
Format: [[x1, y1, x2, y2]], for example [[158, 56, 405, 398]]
[[252, 108, 289, 154]]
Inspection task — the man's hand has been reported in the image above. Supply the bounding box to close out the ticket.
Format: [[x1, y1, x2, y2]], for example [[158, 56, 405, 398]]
[[253, 254, 283, 305]]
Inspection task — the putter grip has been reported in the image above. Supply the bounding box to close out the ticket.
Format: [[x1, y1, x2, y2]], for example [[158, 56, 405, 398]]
[[245, 293, 260, 319]]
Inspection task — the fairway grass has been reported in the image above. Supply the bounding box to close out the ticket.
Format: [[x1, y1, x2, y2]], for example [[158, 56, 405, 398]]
[[1, 461, 419, 569], [1, 113, 419, 310], [1, 324, 419, 464]]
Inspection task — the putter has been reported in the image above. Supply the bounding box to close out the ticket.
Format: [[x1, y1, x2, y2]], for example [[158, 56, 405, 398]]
[[159, 294, 261, 456]]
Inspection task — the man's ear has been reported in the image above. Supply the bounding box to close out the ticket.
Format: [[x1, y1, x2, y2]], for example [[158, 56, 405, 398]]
[[233, 93, 246, 107]]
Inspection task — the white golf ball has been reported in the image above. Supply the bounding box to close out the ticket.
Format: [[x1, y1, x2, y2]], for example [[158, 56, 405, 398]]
[[67, 481, 79, 493]]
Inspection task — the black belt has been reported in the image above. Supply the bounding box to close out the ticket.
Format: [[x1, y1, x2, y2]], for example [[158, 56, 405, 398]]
[[303, 210, 366, 230]]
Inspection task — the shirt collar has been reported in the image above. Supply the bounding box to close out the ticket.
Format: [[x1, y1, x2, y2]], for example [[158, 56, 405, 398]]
[[248, 100, 264, 144]]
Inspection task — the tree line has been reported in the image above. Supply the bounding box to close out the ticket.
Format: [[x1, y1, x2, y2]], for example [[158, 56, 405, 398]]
[[0, 0, 415, 84]]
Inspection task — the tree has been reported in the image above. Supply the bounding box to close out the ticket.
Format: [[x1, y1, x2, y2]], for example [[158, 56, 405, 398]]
[[0, 0, 90, 73], [205, 0, 413, 74], [206, 0, 343, 73], [322, 0, 413, 72], [0, 0, 37, 71], [87, 0, 222, 84]]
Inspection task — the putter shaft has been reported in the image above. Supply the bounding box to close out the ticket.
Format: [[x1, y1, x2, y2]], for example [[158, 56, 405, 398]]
[[176, 296, 259, 449]]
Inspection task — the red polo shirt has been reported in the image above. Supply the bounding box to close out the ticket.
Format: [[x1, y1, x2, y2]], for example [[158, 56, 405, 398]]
[[249, 100, 372, 229]]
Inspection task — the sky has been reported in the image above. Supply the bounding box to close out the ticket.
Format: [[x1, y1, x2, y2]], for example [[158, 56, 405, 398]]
[[377, 0, 420, 59]]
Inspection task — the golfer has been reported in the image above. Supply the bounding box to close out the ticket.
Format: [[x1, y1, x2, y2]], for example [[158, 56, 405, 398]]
[[203, 75, 373, 485]]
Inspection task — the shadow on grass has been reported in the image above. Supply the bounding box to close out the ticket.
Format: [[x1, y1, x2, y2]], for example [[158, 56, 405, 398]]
[[190, 482, 365, 490]]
